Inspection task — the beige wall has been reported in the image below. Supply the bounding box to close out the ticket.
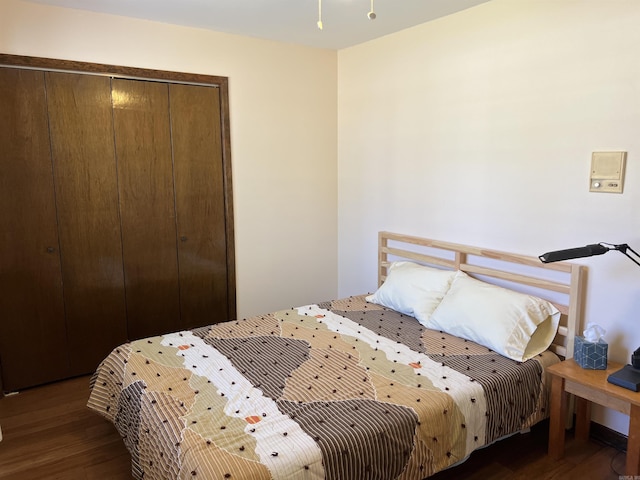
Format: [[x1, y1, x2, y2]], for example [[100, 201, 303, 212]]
[[0, 0, 339, 318], [338, 0, 640, 434]]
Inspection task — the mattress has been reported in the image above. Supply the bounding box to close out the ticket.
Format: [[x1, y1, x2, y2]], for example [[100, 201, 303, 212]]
[[87, 294, 559, 479]]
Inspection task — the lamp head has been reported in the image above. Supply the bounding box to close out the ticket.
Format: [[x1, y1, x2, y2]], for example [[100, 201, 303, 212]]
[[538, 243, 609, 263], [539, 242, 640, 267]]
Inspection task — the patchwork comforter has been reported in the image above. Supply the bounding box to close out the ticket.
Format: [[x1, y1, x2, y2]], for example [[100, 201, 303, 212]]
[[88, 295, 559, 479]]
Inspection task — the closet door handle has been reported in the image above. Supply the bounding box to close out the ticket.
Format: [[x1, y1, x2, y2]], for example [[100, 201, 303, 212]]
[[180, 236, 187, 242], [46, 246, 56, 253]]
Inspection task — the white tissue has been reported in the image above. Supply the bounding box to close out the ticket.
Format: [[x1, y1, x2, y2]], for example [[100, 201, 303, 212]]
[[583, 323, 606, 343]]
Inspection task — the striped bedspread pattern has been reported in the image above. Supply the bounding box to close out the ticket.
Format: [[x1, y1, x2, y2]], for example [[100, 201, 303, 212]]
[[87, 295, 558, 479]]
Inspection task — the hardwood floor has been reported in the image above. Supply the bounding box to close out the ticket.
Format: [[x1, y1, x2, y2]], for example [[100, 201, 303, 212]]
[[0, 376, 626, 479], [0, 376, 131, 480], [429, 421, 624, 480]]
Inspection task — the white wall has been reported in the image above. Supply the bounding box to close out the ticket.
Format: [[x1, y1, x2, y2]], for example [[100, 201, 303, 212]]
[[338, 0, 640, 434], [0, 0, 339, 318]]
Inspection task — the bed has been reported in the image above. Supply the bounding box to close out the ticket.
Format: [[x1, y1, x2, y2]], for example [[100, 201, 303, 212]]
[[88, 231, 585, 479]]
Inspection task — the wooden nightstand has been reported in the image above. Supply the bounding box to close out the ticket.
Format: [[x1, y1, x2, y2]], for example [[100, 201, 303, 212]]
[[547, 359, 640, 475]]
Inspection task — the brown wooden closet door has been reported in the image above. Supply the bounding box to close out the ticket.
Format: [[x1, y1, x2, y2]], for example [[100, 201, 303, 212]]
[[169, 84, 229, 327], [46, 72, 128, 375], [112, 78, 181, 340], [0, 68, 69, 391]]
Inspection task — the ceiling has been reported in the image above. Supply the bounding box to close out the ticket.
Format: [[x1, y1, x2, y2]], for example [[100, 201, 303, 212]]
[[28, 0, 490, 50]]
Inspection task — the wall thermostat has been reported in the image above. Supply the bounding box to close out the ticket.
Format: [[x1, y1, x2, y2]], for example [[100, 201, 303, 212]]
[[590, 151, 626, 193]]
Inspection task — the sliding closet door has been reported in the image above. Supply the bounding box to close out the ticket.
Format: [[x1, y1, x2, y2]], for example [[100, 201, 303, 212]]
[[0, 68, 69, 391], [46, 72, 128, 375], [112, 78, 181, 340], [170, 84, 229, 327]]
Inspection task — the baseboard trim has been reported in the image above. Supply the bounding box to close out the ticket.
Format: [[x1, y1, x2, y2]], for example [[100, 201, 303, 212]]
[[590, 421, 628, 452]]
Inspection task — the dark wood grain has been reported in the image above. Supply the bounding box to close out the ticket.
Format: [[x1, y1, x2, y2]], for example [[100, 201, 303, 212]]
[[0, 53, 228, 89], [46, 72, 128, 375], [1, 53, 237, 323], [170, 83, 230, 327], [112, 78, 182, 340], [217, 80, 237, 320], [0, 54, 237, 389], [0, 68, 70, 391]]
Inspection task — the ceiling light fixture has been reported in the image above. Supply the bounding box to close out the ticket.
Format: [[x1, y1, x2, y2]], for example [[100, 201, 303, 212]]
[[317, 0, 377, 30], [368, 0, 377, 20]]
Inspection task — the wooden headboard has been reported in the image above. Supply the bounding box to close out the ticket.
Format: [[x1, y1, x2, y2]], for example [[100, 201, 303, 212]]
[[377, 232, 586, 359]]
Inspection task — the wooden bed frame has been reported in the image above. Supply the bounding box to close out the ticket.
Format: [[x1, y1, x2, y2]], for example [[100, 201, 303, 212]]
[[377, 232, 586, 359], [81, 231, 586, 479]]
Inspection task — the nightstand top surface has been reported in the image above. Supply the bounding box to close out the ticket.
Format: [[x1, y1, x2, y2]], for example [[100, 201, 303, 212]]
[[547, 359, 640, 406]]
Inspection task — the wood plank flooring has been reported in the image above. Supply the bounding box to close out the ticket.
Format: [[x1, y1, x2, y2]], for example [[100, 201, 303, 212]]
[[0, 376, 626, 479], [0, 376, 131, 480]]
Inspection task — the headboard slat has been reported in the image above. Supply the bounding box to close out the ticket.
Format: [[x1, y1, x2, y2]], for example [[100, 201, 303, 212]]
[[377, 231, 585, 359]]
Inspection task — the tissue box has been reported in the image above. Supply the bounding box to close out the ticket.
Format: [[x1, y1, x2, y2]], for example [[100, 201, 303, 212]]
[[573, 336, 608, 369]]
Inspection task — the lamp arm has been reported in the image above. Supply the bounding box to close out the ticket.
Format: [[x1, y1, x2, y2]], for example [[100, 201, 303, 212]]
[[602, 243, 640, 267]]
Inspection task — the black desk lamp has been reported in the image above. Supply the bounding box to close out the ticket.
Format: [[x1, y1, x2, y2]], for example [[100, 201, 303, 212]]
[[539, 242, 640, 392]]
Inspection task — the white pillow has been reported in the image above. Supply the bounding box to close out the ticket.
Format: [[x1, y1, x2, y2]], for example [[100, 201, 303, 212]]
[[366, 261, 456, 323], [426, 271, 560, 362]]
